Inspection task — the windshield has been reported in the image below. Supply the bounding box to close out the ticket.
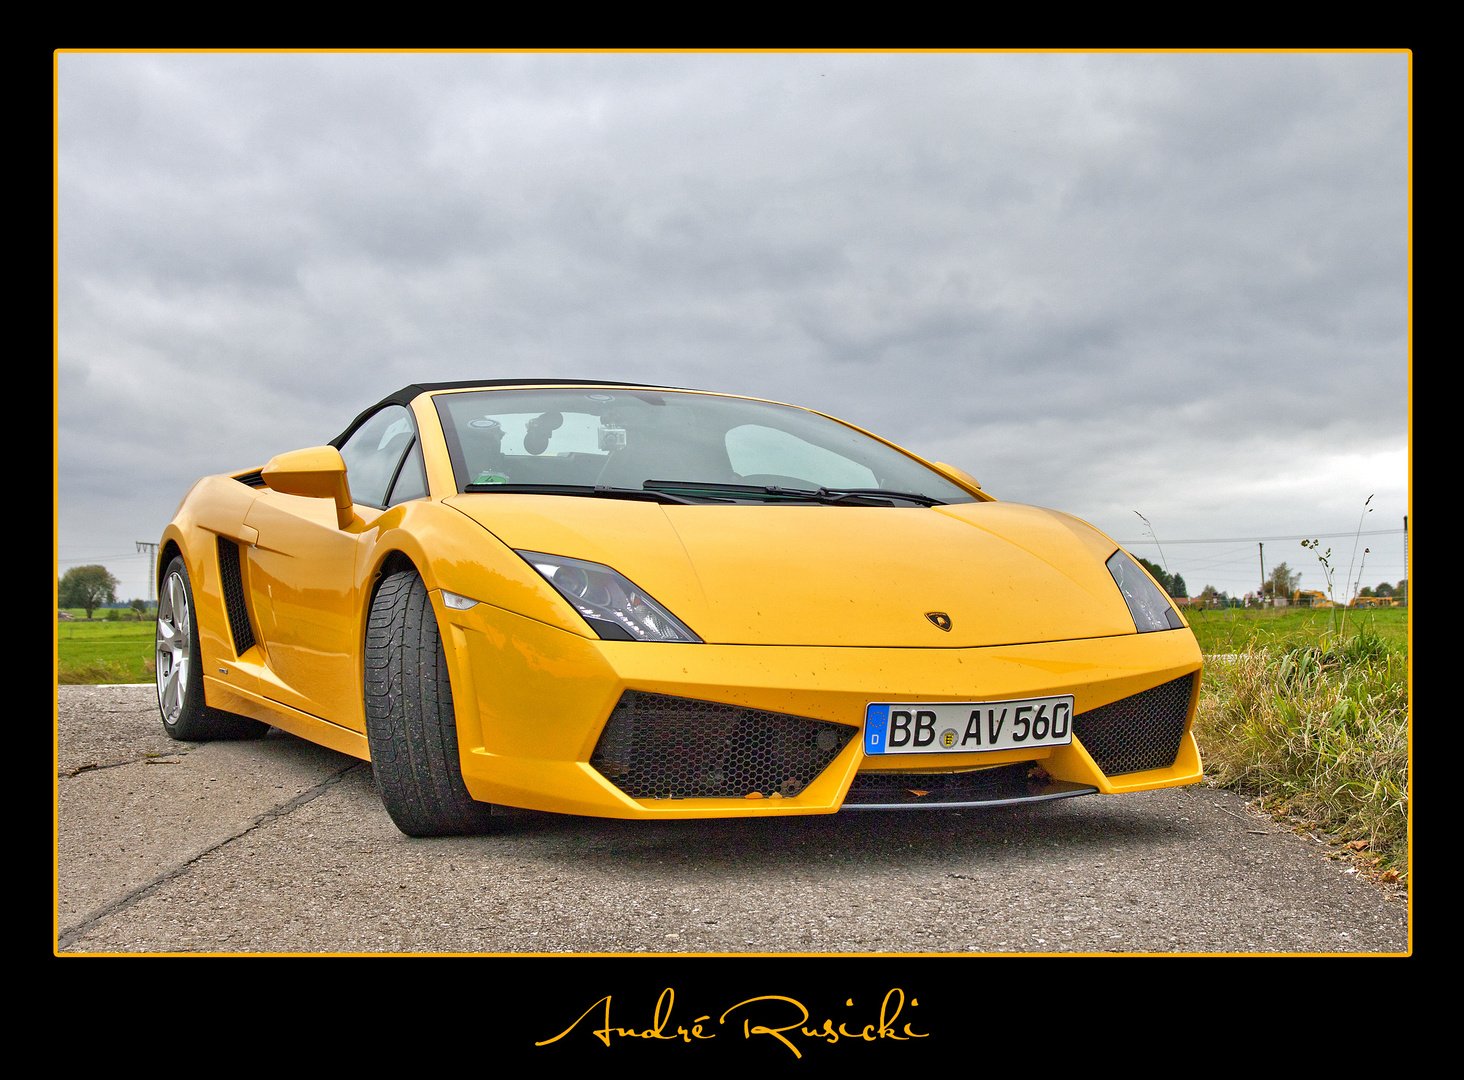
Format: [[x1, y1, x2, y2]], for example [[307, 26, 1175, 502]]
[[432, 388, 976, 504]]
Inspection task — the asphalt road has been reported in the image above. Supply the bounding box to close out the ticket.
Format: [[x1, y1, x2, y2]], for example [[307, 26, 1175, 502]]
[[56, 684, 1408, 955]]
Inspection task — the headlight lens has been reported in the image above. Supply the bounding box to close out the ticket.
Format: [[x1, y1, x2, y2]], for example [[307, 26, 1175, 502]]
[[516, 551, 703, 643], [1107, 550, 1185, 633]]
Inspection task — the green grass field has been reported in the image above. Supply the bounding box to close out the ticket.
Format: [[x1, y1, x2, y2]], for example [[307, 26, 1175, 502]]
[[56, 616, 156, 683], [57, 605, 1412, 680], [1186, 605, 1407, 656]]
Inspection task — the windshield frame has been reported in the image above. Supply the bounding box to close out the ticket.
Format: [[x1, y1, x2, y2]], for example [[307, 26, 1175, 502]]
[[427, 384, 987, 505]]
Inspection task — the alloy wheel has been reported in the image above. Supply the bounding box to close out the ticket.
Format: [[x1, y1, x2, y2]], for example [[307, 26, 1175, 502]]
[[156, 571, 191, 724]]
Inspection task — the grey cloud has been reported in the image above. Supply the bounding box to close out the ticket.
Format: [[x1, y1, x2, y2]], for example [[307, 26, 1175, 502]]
[[57, 51, 1408, 601]]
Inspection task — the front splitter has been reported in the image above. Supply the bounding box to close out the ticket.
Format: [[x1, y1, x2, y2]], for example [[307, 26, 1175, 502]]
[[839, 763, 1098, 810]]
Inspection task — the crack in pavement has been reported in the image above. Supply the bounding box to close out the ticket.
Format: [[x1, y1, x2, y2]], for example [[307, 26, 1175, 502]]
[[57, 761, 368, 951]]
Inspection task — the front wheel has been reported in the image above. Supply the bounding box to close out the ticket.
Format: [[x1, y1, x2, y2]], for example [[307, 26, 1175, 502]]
[[364, 568, 496, 837], [156, 555, 268, 741]]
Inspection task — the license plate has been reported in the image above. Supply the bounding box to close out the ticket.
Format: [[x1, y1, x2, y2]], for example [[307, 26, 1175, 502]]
[[863, 696, 1075, 755]]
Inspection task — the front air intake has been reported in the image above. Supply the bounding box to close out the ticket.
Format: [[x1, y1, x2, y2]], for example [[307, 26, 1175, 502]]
[[1072, 673, 1196, 776], [591, 690, 856, 800]]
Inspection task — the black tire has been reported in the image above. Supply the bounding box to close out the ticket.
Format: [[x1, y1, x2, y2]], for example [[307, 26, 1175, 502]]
[[364, 568, 496, 837], [156, 555, 270, 741]]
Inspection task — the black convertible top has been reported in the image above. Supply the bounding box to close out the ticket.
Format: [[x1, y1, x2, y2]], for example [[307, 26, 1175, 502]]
[[329, 378, 684, 448]]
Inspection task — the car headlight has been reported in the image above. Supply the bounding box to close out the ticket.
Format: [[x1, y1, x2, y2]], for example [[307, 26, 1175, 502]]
[[516, 551, 703, 643], [1107, 550, 1185, 633]]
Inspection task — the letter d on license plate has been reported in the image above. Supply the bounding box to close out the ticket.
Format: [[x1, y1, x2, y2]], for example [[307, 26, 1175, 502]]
[[864, 695, 1075, 755]]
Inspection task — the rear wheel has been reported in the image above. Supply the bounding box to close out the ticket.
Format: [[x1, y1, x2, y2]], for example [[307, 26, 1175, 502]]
[[364, 568, 496, 837], [156, 555, 269, 741]]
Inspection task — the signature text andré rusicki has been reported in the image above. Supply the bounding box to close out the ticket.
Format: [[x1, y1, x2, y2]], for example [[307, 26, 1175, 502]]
[[536, 987, 928, 1056]]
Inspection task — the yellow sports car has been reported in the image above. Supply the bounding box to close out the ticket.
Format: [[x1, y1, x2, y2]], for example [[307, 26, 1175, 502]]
[[156, 380, 1203, 836]]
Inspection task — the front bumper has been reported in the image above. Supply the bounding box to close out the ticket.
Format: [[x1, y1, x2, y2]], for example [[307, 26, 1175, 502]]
[[438, 597, 1203, 819]]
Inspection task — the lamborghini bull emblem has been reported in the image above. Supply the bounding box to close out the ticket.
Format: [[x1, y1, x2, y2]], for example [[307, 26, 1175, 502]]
[[925, 611, 952, 631]]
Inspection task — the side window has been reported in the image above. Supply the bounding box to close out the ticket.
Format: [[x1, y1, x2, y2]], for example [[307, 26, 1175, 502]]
[[338, 406, 417, 508], [387, 439, 427, 505]]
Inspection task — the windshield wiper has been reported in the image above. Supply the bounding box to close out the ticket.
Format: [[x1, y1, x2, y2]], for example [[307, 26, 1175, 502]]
[[641, 481, 943, 506], [641, 480, 789, 501], [462, 483, 705, 505], [813, 487, 944, 507]]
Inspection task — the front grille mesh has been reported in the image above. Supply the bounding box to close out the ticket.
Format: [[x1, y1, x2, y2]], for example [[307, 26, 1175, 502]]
[[591, 690, 856, 800], [215, 536, 256, 656], [1073, 673, 1195, 776]]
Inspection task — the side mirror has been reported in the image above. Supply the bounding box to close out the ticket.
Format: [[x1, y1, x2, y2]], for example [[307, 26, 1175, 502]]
[[261, 446, 355, 528], [931, 461, 983, 494]]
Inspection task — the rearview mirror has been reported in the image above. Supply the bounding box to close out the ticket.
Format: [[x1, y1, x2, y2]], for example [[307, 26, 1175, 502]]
[[261, 446, 355, 528], [931, 461, 983, 493]]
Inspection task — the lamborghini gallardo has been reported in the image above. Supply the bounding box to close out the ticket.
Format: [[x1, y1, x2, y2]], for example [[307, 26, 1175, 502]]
[[155, 380, 1203, 836]]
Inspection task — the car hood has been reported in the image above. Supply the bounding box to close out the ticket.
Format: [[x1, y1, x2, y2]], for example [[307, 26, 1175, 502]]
[[445, 495, 1137, 647]]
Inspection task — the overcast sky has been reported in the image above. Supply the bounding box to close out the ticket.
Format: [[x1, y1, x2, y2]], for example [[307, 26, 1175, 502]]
[[56, 51, 1410, 605]]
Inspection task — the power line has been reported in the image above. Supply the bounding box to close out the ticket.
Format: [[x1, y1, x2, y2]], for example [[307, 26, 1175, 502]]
[[1117, 529, 1404, 546], [57, 552, 152, 563]]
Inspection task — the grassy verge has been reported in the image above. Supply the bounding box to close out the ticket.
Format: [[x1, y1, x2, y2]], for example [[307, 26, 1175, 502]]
[[1193, 618, 1409, 881]]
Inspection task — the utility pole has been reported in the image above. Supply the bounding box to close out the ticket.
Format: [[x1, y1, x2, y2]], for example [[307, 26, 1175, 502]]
[[1258, 542, 1266, 607], [1402, 515, 1408, 603], [136, 542, 158, 608]]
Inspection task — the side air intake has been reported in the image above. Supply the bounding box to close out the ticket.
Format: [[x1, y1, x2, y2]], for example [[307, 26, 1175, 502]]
[[215, 536, 257, 657]]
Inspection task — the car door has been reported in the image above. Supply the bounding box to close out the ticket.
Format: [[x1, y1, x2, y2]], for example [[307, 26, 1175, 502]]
[[243, 405, 425, 732]]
